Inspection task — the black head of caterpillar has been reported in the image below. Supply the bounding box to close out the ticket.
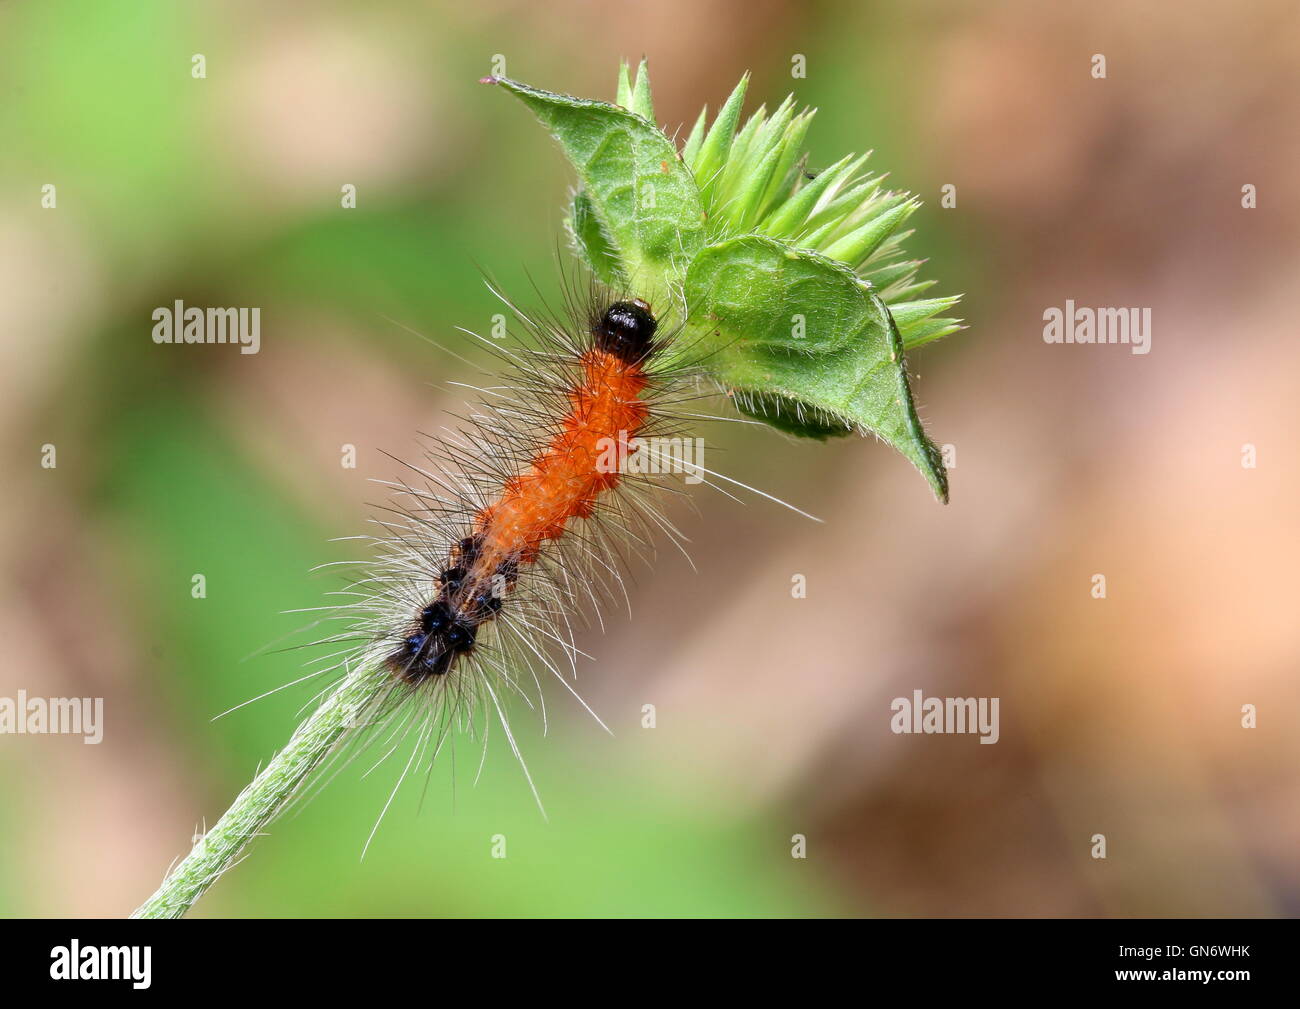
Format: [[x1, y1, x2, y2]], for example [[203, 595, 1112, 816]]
[[593, 298, 658, 363]]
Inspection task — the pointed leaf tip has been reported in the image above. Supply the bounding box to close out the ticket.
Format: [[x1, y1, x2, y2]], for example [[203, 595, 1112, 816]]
[[693, 73, 751, 208], [616, 61, 633, 108], [491, 74, 704, 288], [630, 57, 656, 122]]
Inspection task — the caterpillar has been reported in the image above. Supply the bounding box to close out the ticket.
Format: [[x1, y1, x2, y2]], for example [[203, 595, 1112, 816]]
[[263, 268, 817, 828], [382, 297, 661, 687], [273, 276, 710, 819]]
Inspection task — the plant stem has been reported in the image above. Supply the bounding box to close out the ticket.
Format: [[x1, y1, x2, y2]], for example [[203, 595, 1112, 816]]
[[131, 666, 381, 918]]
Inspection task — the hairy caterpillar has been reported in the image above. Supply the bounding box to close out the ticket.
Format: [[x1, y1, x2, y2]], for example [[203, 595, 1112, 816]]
[[283, 275, 808, 820], [383, 296, 660, 685]]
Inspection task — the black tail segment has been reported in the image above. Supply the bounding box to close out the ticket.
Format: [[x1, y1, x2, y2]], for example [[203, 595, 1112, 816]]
[[383, 534, 515, 684]]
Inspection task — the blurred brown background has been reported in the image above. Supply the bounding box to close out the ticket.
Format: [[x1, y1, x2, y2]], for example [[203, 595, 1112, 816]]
[[1, 0, 1296, 917]]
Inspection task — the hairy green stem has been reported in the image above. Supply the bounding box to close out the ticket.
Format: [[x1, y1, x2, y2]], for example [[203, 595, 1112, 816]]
[[131, 667, 382, 918]]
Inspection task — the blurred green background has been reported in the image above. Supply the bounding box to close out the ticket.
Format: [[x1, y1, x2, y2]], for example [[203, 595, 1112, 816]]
[[2, 0, 1298, 917]]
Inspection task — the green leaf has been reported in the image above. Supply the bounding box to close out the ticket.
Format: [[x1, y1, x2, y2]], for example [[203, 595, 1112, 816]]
[[691, 73, 749, 206], [616, 61, 633, 110], [862, 257, 922, 292], [887, 295, 963, 332], [758, 153, 864, 237], [757, 109, 814, 222], [629, 58, 655, 123], [494, 67, 959, 499], [821, 199, 918, 268], [679, 235, 871, 356], [898, 314, 965, 350], [570, 189, 625, 287], [681, 106, 708, 168], [682, 235, 948, 500], [489, 76, 705, 289]]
